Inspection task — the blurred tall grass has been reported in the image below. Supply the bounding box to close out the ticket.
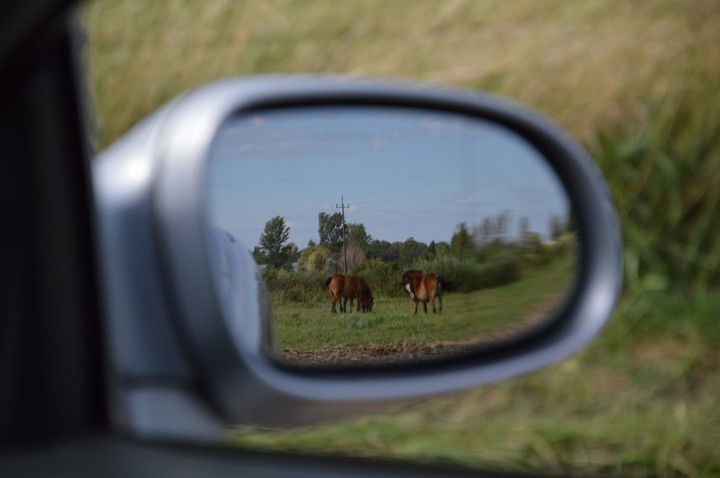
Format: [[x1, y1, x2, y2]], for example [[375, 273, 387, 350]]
[[83, 0, 720, 292], [596, 90, 720, 291]]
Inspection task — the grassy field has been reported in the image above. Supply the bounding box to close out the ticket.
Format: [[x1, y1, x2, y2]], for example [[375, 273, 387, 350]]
[[274, 253, 574, 361], [83, 1, 720, 476]]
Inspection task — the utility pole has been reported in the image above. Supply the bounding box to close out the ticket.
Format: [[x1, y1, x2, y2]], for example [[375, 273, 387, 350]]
[[336, 195, 349, 273]]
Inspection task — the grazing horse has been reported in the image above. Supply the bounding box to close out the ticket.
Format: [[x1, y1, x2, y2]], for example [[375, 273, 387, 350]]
[[325, 274, 374, 313], [402, 270, 444, 315], [357, 276, 374, 312]]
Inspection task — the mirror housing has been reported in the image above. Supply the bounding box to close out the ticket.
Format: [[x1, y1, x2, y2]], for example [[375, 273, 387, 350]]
[[94, 76, 621, 438]]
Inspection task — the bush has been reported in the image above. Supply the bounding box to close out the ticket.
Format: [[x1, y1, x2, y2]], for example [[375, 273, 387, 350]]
[[263, 268, 328, 304], [350, 259, 403, 298], [410, 251, 521, 293], [515, 233, 578, 267]]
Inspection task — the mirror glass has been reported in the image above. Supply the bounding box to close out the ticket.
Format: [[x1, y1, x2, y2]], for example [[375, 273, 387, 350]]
[[206, 106, 578, 369]]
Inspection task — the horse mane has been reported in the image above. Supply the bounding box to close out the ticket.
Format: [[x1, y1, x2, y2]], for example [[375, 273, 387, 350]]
[[402, 270, 422, 283]]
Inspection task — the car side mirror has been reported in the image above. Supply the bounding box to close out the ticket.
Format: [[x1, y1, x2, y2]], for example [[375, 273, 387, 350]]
[[94, 76, 621, 440]]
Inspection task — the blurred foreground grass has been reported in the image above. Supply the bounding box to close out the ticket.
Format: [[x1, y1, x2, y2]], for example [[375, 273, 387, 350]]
[[229, 291, 720, 476], [84, 0, 719, 148], [83, 1, 720, 476]]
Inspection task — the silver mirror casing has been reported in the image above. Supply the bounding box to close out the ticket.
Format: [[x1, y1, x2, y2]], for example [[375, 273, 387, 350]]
[[94, 76, 621, 438]]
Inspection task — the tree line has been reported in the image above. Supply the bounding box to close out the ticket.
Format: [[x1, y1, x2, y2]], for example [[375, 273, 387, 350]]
[[252, 210, 573, 273]]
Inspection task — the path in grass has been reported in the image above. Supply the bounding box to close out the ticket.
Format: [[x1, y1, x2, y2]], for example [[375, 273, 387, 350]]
[[273, 253, 575, 366]]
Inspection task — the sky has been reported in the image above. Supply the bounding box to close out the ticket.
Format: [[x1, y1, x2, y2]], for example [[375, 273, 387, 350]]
[[206, 106, 569, 252]]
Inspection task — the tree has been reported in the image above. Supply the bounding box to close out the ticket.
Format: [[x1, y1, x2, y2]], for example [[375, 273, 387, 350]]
[[256, 216, 292, 269], [435, 241, 452, 257], [451, 222, 474, 259], [519, 216, 531, 242], [549, 215, 566, 240], [346, 223, 372, 251], [318, 212, 344, 253], [473, 211, 511, 245], [367, 240, 401, 263], [495, 211, 510, 243], [281, 242, 299, 268], [251, 246, 267, 265], [399, 237, 427, 265], [474, 217, 494, 245], [425, 240, 437, 259]]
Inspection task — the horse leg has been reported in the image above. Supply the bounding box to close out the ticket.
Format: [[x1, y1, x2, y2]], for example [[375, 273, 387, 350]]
[[413, 300, 419, 315], [437, 292, 442, 314], [331, 295, 338, 313], [430, 296, 436, 313], [422, 302, 428, 314]]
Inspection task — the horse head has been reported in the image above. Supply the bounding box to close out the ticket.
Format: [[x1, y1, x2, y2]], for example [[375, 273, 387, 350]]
[[402, 270, 422, 299]]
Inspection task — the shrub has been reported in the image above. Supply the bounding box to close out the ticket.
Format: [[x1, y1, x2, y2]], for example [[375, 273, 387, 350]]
[[350, 259, 403, 298], [263, 268, 328, 304], [409, 251, 521, 293]]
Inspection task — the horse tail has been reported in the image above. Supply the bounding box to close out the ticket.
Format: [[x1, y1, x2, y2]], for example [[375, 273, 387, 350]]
[[324, 276, 333, 289], [438, 276, 456, 292]]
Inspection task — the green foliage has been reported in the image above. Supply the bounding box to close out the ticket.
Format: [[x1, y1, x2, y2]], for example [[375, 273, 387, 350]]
[[350, 259, 403, 298], [263, 268, 328, 304], [515, 232, 577, 268], [267, 242, 567, 304], [398, 237, 427, 266], [367, 240, 400, 263], [594, 91, 720, 291], [255, 216, 294, 269], [411, 250, 521, 293], [318, 212, 344, 253], [473, 212, 510, 246], [297, 244, 332, 273], [450, 222, 473, 259], [346, 223, 372, 250]]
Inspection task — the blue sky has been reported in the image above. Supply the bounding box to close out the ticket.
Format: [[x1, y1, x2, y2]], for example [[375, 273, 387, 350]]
[[206, 106, 569, 251]]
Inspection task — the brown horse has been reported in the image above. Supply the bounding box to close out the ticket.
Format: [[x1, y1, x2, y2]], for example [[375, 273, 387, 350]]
[[325, 274, 374, 313], [356, 277, 374, 312], [402, 270, 444, 315]]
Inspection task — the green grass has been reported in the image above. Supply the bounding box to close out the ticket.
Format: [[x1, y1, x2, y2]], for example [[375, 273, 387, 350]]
[[274, 253, 575, 352], [231, 291, 720, 477]]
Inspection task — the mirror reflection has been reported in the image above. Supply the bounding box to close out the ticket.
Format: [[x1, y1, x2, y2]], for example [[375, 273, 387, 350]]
[[207, 106, 578, 369]]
